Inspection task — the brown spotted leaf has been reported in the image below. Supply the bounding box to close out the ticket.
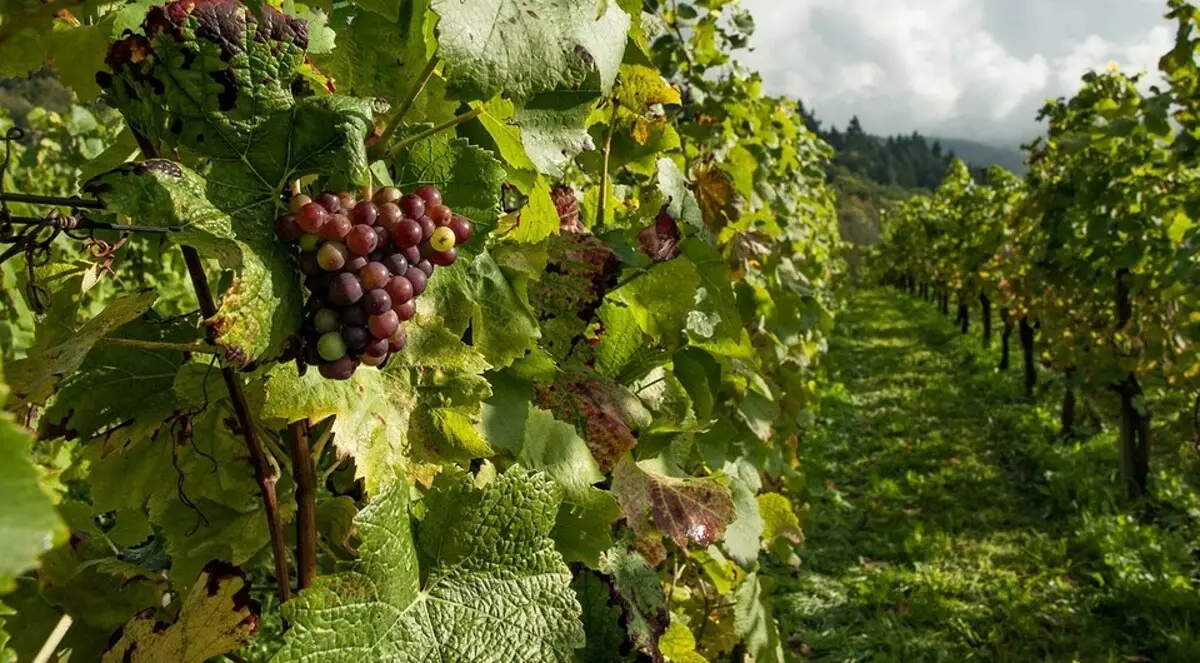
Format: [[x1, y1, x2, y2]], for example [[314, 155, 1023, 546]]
[[528, 235, 621, 360], [535, 371, 649, 472], [613, 457, 736, 559], [102, 561, 259, 663]]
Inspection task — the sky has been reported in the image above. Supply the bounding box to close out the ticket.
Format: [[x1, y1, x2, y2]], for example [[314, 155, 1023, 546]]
[[737, 0, 1172, 147]]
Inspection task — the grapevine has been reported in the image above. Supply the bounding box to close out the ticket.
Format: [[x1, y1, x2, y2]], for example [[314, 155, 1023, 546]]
[[0, 0, 842, 661]]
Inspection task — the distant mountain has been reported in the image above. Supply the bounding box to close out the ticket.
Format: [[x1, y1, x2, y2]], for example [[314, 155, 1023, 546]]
[[933, 138, 1028, 174]]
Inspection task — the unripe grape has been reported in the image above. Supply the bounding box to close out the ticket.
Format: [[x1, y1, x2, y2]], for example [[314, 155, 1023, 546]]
[[430, 226, 456, 252], [427, 204, 452, 226], [385, 275, 414, 304], [399, 194, 426, 220], [319, 357, 357, 380], [317, 332, 348, 361], [431, 249, 457, 267], [299, 233, 322, 252], [363, 289, 393, 315], [449, 215, 473, 245], [316, 192, 341, 213], [360, 262, 391, 290], [352, 201, 378, 226], [314, 308, 341, 334], [383, 253, 409, 277], [342, 305, 369, 326], [298, 251, 321, 276], [289, 194, 312, 214], [344, 255, 368, 274], [368, 310, 400, 339], [275, 213, 304, 241], [317, 241, 349, 271], [346, 225, 379, 256], [329, 273, 363, 306], [377, 202, 403, 230], [296, 203, 328, 233], [415, 184, 443, 207], [373, 187, 402, 206], [338, 191, 356, 211], [394, 299, 416, 321], [393, 218, 423, 249], [320, 213, 352, 241], [342, 325, 369, 351], [388, 325, 408, 352]]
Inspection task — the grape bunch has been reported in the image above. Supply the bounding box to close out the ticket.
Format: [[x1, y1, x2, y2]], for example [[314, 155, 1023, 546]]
[[274, 184, 473, 380]]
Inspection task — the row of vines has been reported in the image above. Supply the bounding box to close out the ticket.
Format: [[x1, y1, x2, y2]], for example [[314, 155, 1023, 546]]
[[873, 0, 1200, 498], [0, 0, 843, 660]]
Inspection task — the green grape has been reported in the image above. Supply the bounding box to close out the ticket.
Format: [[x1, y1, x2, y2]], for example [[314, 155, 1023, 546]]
[[430, 226, 456, 253], [313, 309, 340, 334], [317, 331, 348, 361]]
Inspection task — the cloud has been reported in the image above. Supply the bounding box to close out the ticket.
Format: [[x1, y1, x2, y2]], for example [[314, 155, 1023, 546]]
[[737, 0, 1169, 146]]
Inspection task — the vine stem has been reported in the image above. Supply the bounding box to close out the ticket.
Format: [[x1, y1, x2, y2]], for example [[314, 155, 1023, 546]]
[[389, 108, 482, 158], [288, 420, 317, 591], [374, 55, 441, 160], [596, 101, 620, 227], [101, 336, 223, 355], [32, 614, 72, 663], [133, 127, 292, 605]]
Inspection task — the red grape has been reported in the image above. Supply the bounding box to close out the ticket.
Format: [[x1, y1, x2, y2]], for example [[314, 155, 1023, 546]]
[[296, 203, 328, 233], [415, 184, 443, 207], [388, 325, 408, 352], [377, 202, 403, 230], [403, 246, 422, 264], [289, 194, 312, 214], [318, 242, 349, 271], [417, 216, 436, 242], [298, 251, 321, 276], [363, 289, 393, 315], [320, 213, 352, 241], [416, 260, 434, 278], [374, 226, 392, 250], [316, 192, 341, 213], [394, 299, 416, 321], [373, 187, 402, 206], [449, 215, 473, 245], [352, 201, 378, 226], [431, 249, 457, 267], [368, 310, 400, 339], [329, 273, 363, 306], [342, 325, 370, 351], [399, 194, 426, 220], [405, 267, 428, 295], [360, 262, 391, 290], [344, 255, 368, 274], [361, 352, 387, 367], [383, 253, 409, 277], [319, 357, 357, 380], [275, 213, 304, 241], [393, 218, 423, 249], [363, 337, 389, 358], [342, 306, 369, 326], [428, 204, 452, 226], [346, 225, 379, 256], [385, 275, 414, 304]]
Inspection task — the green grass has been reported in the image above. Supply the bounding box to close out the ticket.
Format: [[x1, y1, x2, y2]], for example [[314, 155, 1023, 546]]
[[771, 289, 1200, 662]]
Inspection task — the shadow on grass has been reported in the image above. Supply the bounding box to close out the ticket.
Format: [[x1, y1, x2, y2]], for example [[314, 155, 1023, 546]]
[[771, 289, 1200, 663]]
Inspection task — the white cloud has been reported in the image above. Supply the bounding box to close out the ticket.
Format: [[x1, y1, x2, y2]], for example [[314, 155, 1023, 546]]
[[738, 0, 1170, 145]]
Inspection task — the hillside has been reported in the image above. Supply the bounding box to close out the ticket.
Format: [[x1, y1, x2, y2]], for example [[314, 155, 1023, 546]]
[[934, 137, 1028, 174]]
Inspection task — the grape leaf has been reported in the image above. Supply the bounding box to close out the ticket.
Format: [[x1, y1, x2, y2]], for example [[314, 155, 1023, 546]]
[[606, 257, 700, 345], [262, 320, 491, 492], [599, 546, 667, 659], [86, 161, 300, 365], [535, 370, 650, 473], [612, 457, 737, 557], [422, 250, 540, 368], [102, 561, 260, 663], [394, 132, 507, 236], [757, 493, 803, 546], [733, 572, 785, 663], [430, 0, 629, 102], [6, 290, 156, 407], [274, 469, 584, 662], [0, 371, 66, 592], [528, 231, 620, 361], [499, 175, 561, 243], [722, 474, 763, 568], [659, 621, 707, 663], [572, 571, 632, 663], [514, 92, 596, 177]]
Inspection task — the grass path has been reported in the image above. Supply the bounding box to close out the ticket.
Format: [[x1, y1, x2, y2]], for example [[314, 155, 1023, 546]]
[[772, 289, 1200, 662]]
